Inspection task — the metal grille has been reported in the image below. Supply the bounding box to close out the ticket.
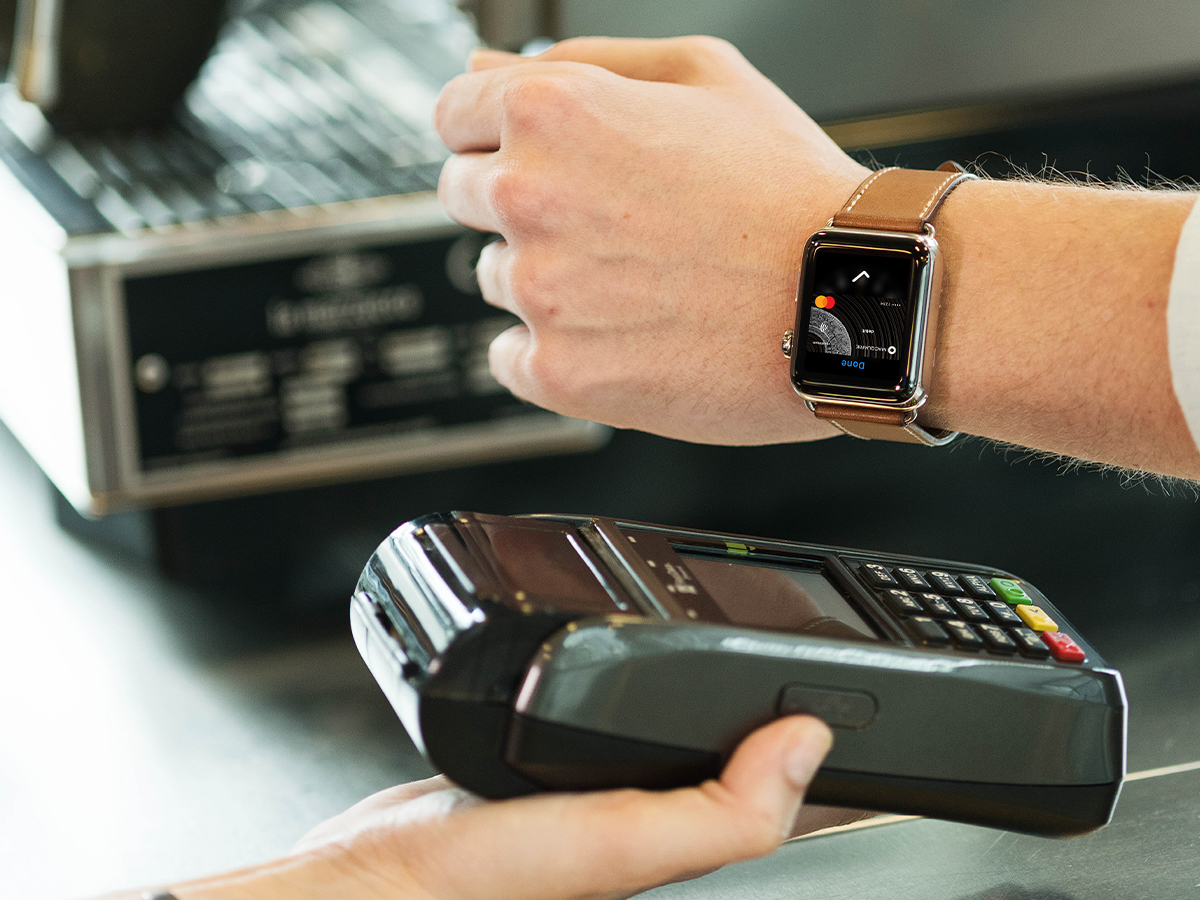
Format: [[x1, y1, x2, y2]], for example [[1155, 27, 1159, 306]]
[[7, 0, 470, 233]]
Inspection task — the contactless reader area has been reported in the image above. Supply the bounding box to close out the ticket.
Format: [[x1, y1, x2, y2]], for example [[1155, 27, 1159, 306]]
[[467, 515, 881, 642], [352, 512, 1126, 838]]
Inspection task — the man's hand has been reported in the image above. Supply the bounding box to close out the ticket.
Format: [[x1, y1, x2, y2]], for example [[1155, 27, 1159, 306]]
[[435, 37, 868, 446], [436, 36, 1200, 479], [158, 715, 833, 900]]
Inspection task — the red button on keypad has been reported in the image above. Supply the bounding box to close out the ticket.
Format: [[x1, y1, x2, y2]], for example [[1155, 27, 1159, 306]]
[[1042, 631, 1086, 663]]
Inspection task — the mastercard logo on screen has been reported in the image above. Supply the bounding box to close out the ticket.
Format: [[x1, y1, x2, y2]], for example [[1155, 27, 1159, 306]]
[[814, 295, 835, 309]]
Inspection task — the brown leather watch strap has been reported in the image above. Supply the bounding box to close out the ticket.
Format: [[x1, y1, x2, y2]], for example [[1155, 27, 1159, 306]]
[[832, 161, 973, 233], [806, 161, 972, 447]]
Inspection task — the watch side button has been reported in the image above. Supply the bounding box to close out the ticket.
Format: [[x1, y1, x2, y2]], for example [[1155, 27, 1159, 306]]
[[782, 329, 795, 358]]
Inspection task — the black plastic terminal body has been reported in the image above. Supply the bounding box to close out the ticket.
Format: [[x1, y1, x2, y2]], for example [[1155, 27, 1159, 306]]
[[351, 511, 1127, 838]]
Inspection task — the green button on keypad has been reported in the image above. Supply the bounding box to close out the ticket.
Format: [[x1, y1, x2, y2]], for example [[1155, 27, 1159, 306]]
[[990, 577, 1032, 605]]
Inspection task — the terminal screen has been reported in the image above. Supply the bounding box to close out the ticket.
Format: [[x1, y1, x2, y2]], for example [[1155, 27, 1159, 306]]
[[679, 553, 879, 642]]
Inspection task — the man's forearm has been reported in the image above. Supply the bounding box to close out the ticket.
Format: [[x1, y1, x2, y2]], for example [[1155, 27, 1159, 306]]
[[434, 36, 1200, 478], [925, 178, 1200, 478], [93, 853, 390, 900]]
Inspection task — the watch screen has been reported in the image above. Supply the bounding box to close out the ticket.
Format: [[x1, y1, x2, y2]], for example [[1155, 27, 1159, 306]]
[[798, 247, 916, 391]]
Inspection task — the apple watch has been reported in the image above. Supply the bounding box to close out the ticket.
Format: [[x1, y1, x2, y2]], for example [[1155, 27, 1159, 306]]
[[783, 162, 975, 445]]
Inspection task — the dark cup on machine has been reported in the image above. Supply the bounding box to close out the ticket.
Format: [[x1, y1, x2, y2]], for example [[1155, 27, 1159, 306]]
[[7, 0, 229, 130]]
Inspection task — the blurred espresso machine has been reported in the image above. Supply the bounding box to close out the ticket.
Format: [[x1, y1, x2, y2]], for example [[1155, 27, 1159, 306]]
[[0, 0, 603, 522], [9, 0, 1199, 616]]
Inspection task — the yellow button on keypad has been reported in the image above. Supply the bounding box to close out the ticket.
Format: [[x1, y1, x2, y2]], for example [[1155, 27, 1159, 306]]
[[1016, 604, 1058, 632]]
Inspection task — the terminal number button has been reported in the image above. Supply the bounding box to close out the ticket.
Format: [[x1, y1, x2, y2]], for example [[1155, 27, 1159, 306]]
[[883, 589, 924, 616], [976, 623, 1017, 653], [895, 567, 931, 590], [918, 593, 956, 618], [927, 571, 965, 595], [953, 598, 991, 622], [1010, 627, 1052, 658], [959, 574, 997, 598], [907, 616, 950, 645], [984, 600, 1023, 625], [861, 563, 899, 588], [1042, 631, 1086, 663], [991, 578, 1033, 605], [943, 620, 984, 649], [1016, 605, 1059, 632]]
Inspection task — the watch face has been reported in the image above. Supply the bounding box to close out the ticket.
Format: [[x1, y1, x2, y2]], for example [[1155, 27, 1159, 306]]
[[792, 231, 936, 404]]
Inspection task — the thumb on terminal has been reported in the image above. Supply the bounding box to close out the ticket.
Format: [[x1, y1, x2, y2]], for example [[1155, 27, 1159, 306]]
[[716, 714, 834, 847], [785, 717, 833, 789]]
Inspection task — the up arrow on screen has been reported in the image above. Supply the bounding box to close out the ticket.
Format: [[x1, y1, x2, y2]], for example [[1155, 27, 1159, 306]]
[[852, 270, 869, 282]]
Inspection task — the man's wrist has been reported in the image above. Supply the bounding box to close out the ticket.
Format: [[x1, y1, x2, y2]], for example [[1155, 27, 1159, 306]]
[[785, 163, 971, 446], [920, 175, 1200, 476]]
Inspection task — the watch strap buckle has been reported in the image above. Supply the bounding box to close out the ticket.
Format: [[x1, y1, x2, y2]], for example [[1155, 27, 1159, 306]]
[[811, 401, 958, 447]]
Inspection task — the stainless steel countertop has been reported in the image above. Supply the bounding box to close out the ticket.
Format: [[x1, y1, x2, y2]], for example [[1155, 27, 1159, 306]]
[[2, 417, 1199, 900], [649, 766, 1200, 899]]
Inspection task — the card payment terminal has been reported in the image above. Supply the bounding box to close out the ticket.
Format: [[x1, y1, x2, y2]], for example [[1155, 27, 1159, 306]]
[[351, 512, 1126, 837]]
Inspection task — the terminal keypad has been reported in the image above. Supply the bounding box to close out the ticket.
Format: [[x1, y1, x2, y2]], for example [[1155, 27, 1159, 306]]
[[857, 561, 1086, 664]]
